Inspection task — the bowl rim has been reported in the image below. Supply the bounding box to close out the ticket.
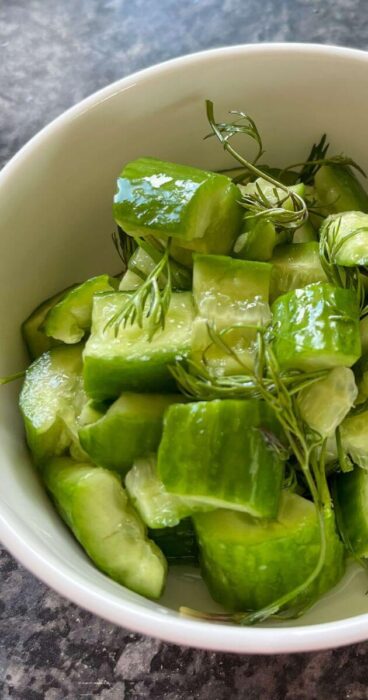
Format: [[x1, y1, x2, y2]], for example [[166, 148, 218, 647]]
[[2, 41, 368, 654]]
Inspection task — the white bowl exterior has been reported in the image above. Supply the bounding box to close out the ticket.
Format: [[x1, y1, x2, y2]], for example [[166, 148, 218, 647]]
[[2, 43, 368, 653]]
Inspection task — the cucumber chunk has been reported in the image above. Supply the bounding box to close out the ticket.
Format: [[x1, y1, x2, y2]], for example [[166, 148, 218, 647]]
[[193, 254, 271, 326], [270, 242, 327, 301], [125, 458, 211, 528], [192, 254, 271, 374], [119, 245, 192, 292], [233, 219, 276, 262], [340, 409, 368, 469], [44, 275, 118, 343], [83, 291, 194, 400], [43, 457, 167, 599], [157, 400, 285, 518], [19, 344, 87, 464], [314, 164, 368, 215], [148, 518, 198, 564], [22, 285, 77, 360], [79, 393, 185, 474], [334, 467, 368, 557], [191, 317, 259, 375], [240, 177, 305, 211], [297, 367, 358, 437], [113, 157, 242, 245], [193, 494, 344, 612], [320, 211, 368, 267], [292, 220, 317, 244], [233, 178, 305, 261], [272, 283, 361, 371]]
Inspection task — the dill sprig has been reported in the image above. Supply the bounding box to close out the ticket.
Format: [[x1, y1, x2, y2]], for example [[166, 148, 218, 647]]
[[104, 238, 172, 340], [319, 217, 366, 310], [280, 134, 366, 185], [206, 100, 308, 234], [179, 330, 331, 625], [171, 323, 327, 401], [0, 370, 26, 385]]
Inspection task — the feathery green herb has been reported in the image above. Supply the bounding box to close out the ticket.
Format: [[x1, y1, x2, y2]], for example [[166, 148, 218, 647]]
[[206, 100, 308, 234], [319, 217, 366, 310], [105, 238, 172, 340]]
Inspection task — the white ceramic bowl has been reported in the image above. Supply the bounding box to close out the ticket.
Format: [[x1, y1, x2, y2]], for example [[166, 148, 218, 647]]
[[2, 43, 368, 654]]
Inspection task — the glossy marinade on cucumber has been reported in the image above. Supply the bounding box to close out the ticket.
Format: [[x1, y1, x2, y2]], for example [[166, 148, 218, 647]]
[[13, 99, 368, 624]]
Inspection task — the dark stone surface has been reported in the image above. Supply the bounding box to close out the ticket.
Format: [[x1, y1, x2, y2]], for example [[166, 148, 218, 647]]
[[2, 0, 368, 697]]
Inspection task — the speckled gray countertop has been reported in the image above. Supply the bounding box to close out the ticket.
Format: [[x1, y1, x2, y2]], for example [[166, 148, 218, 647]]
[[2, 1, 368, 698]]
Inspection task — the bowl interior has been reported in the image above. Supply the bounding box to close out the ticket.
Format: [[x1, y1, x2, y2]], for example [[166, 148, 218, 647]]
[[2, 44, 368, 652]]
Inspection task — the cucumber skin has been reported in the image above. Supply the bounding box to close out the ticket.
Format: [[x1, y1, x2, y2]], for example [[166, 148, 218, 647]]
[[334, 468, 368, 557], [113, 157, 242, 244], [22, 285, 77, 360], [272, 283, 361, 371], [83, 291, 194, 400], [79, 394, 184, 474], [193, 496, 345, 613], [43, 457, 167, 600], [314, 165, 368, 214], [157, 400, 285, 518]]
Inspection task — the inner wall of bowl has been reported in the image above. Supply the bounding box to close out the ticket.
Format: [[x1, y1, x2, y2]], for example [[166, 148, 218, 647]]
[[2, 46, 368, 627]]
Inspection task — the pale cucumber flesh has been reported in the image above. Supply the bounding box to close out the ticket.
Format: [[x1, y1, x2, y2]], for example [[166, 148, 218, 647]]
[[19, 344, 87, 464]]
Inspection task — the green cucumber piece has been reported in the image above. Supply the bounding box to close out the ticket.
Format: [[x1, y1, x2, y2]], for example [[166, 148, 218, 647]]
[[119, 245, 192, 291], [119, 268, 142, 291], [83, 291, 194, 400], [270, 242, 327, 301], [193, 494, 344, 612], [272, 283, 361, 371], [19, 344, 87, 464], [334, 467, 368, 557], [44, 275, 118, 343], [125, 458, 211, 529], [314, 164, 368, 215], [292, 220, 317, 243], [22, 285, 77, 360], [157, 400, 285, 518], [340, 409, 368, 469], [297, 367, 358, 437], [233, 178, 305, 261], [43, 457, 167, 599], [192, 254, 271, 374], [113, 157, 242, 244], [233, 219, 276, 262], [79, 393, 185, 474], [191, 317, 258, 375], [148, 518, 198, 564], [320, 211, 368, 267], [240, 177, 305, 210], [193, 254, 271, 326]]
